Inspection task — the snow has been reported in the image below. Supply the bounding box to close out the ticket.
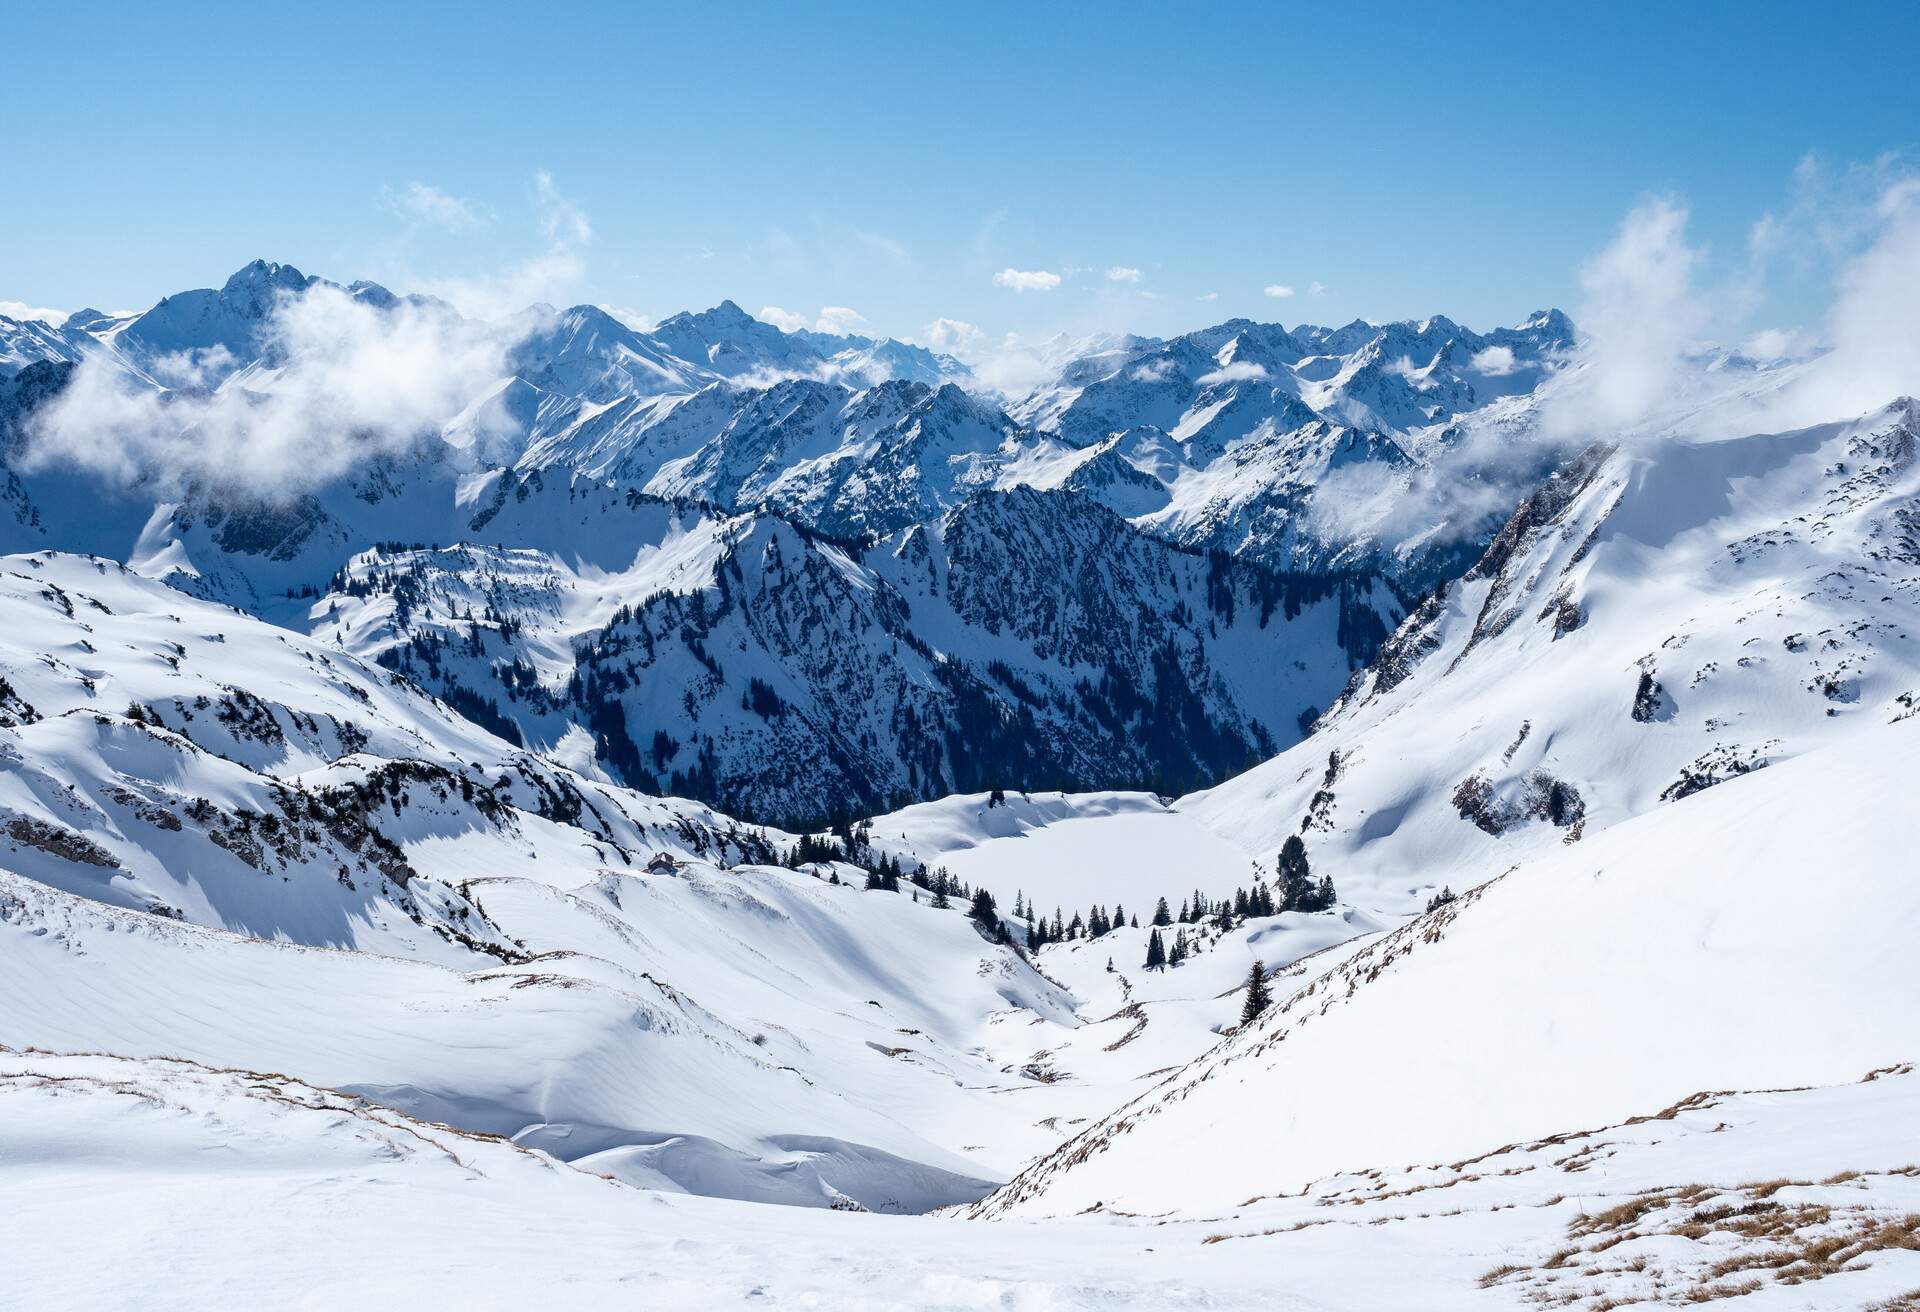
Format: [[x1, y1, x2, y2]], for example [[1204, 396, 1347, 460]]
[[868, 789, 1266, 912], [981, 715, 1920, 1219], [8, 1047, 1919, 1309], [4, 258, 1915, 1308]]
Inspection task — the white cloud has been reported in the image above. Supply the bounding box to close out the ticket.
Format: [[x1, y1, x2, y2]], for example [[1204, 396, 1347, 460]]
[[1264, 284, 1295, 299], [967, 333, 1059, 395], [1106, 266, 1143, 284], [1195, 361, 1271, 386], [1199, 291, 1219, 302], [924, 318, 983, 354], [1541, 196, 1708, 440], [1308, 281, 1328, 296], [147, 344, 237, 389], [759, 305, 809, 332], [24, 282, 513, 497], [992, 268, 1061, 293], [760, 305, 869, 336], [386, 181, 487, 232], [0, 300, 68, 324], [1469, 345, 1518, 376], [1130, 358, 1177, 383], [1314, 164, 1920, 558], [814, 306, 866, 336]]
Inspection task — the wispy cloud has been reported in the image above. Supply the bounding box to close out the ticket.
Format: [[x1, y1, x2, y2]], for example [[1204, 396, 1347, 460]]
[[384, 181, 488, 232], [993, 268, 1062, 293], [1263, 284, 1295, 299], [405, 170, 592, 318], [535, 169, 590, 245], [1106, 266, 1143, 284]]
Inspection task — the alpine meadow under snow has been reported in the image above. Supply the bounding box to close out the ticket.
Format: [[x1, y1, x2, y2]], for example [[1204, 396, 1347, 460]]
[[4, 192, 1920, 1308]]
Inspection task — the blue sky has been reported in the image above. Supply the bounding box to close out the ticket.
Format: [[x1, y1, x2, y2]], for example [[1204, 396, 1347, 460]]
[[6, 1, 1916, 349]]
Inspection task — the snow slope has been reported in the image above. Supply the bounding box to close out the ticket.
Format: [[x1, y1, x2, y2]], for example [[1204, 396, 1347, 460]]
[[977, 713, 1920, 1218], [1181, 399, 1920, 917], [0, 549, 1314, 1208], [10, 1048, 1920, 1309]]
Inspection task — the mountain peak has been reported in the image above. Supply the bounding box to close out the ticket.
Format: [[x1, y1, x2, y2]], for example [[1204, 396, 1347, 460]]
[[222, 259, 311, 297]]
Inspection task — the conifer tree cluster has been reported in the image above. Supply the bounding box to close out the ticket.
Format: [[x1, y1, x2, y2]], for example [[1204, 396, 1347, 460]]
[[969, 887, 1006, 942], [1275, 835, 1336, 912], [1018, 892, 1130, 951]]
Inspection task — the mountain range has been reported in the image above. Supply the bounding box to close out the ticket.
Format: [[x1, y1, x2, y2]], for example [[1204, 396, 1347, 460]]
[[0, 258, 1585, 823], [5, 259, 1916, 1308]]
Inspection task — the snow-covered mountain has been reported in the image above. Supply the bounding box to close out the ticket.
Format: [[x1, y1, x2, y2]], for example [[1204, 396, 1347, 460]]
[[6, 255, 1915, 1308], [315, 477, 1393, 823], [952, 395, 1920, 1234], [1176, 398, 1920, 914]]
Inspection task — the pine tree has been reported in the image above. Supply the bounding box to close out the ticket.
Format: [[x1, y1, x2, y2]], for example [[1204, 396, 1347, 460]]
[[1152, 897, 1172, 927], [1144, 927, 1167, 971], [1170, 927, 1189, 966], [1112, 902, 1126, 931], [1277, 834, 1313, 911], [1240, 960, 1272, 1025], [1177, 897, 1191, 924]]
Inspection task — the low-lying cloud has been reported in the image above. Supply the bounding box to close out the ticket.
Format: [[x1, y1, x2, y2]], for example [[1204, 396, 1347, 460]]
[[1, 300, 68, 325], [1313, 159, 1920, 555], [1195, 361, 1270, 386], [25, 283, 512, 497]]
